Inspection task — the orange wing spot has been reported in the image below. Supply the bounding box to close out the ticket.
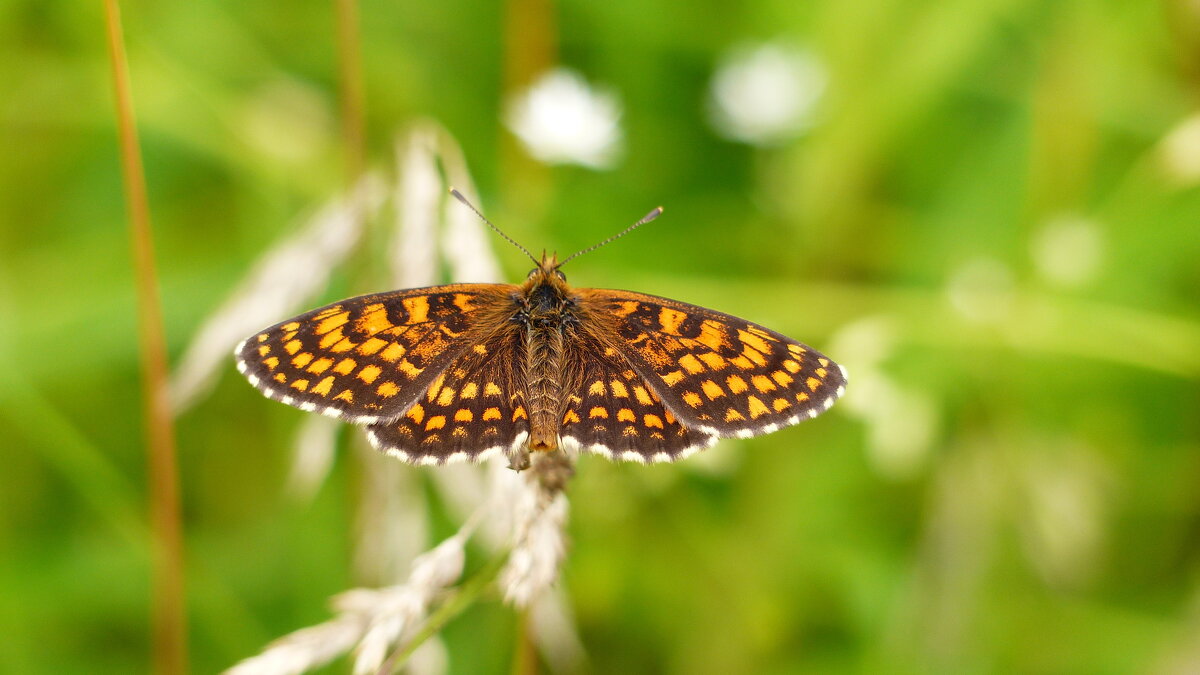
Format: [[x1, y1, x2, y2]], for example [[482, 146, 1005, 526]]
[[701, 379, 726, 400], [452, 427, 469, 438], [358, 337, 388, 355], [313, 306, 342, 319], [380, 342, 405, 362], [751, 375, 777, 393], [281, 321, 302, 332], [622, 370, 636, 380], [696, 321, 729, 351], [473, 344, 488, 355], [662, 370, 685, 387], [318, 326, 345, 350], [426, 375, 446, 402], [290, 379, 309, 392], [730, 355, 754, 370], [355, 304, 393, 335], [334, 389, 354, 403], [256, 333, 270, 343], [460, 383, 478, 399], [589, 380, 607, 396], [742, 345, 768, 366], [569, 395, 583, 405], [257, 345, 271, 357], [512, 406, 528, 421], [771, 370, 794, 387], [482, 407, 502, 421], [815, 367, 828, 378], [399, 359, 422, 379], [282, 331, 298, 342], [664, 410, 676, 425], [698, 352, 728, 371], [818, 357, 830, 367], [683, 391, 703, 408], [484, 382, 502, 397], [402, 296, 431, 324], [796, 392, 810, 403], [747, 396, 770, 419], [611, 300, 640, 317], [284, 340, 303, 355], [589, 406, 609, 419], [437, 386, 456, 406], [725, 408, 745, 422], [772, 397, 791, 412], [623, 426, 639, 437], [610, 380, 629, 398], [330, 339, 357, 354], [788, 343, 806, 356], [633, 385, 653, 406], [604, 347, 618, 358], [806, 377, 821, 392], [658, 307, 688, 335], [377, 381, 401, 397], [307, 357, 334, 374], [316, 310, 350, 335], [617, 408, 636, 422], [748, 326, 778, 340], [738, 329, 772, 354], [454, 409, 473, 422], [644, 414, 664, 429], [726, 375, 749, 394], [358, 365, 382, 384], [406, 404, 425, 424], [263, 356, 280, 371], [782, 359, 802, 373], [678, 353, 705, 374], [563, 410, 581, 424], [453, 294, 477, 312], [425, 415, 446, 431], [274, 373, 287, 383], [312, 376, 335, 396], [334, 358, 357, 375]]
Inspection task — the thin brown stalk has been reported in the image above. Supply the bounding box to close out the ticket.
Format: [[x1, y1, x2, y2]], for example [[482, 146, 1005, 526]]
[[334, 0, 367, 183], [102, 1, 187, 673], [512, 609, 538, 675]]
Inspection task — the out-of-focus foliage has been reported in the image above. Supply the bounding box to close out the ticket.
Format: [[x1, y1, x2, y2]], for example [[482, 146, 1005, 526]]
[[3, 0, 1200, 672]]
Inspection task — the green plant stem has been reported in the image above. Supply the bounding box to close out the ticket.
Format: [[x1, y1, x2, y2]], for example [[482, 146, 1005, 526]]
[[334, 0, 366, 183], [379, 551, 511, 674], [102, 1, 187, 673]]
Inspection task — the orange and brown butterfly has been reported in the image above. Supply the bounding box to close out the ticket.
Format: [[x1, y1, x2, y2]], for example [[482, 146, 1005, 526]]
[[234, 190, 846, 469]]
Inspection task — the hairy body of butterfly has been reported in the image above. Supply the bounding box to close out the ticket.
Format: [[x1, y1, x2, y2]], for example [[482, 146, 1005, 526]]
[[236, 251, 846, 470]]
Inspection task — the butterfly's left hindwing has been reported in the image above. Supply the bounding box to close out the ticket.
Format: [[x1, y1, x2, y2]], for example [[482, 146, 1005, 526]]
[[580, 289, 846, 440], [366, 329, 532, 464], [235, 284, 513, 425]]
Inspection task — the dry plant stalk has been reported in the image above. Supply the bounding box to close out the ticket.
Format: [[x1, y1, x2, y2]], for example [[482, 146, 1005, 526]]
[[102, 0, 187, 671]]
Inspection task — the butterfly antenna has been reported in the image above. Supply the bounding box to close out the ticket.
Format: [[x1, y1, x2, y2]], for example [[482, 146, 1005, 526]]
[[449, 187, 538, 265], [558, 206, 664, 267]]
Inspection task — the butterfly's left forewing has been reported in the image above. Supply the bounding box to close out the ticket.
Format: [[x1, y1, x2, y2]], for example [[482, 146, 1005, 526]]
[[235, 284, 512, 424], [580, 289, 846, 440]]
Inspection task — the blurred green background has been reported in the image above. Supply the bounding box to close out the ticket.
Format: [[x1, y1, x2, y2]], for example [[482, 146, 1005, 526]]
[[4, 0, 1200, 672]]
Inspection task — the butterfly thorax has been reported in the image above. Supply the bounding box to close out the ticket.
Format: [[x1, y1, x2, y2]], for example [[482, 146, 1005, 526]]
[[516, 253, 579, 454]]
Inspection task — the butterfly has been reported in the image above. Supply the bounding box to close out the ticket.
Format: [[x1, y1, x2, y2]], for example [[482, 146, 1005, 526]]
[[235, 191, 846, 470]]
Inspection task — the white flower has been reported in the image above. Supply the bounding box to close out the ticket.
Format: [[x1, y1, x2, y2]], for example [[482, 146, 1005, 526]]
[[1160, 113, 1200, 184], [708, 42, 826, 145], [1031, 214, 1104, 288], [505, 69, 622, 169]]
